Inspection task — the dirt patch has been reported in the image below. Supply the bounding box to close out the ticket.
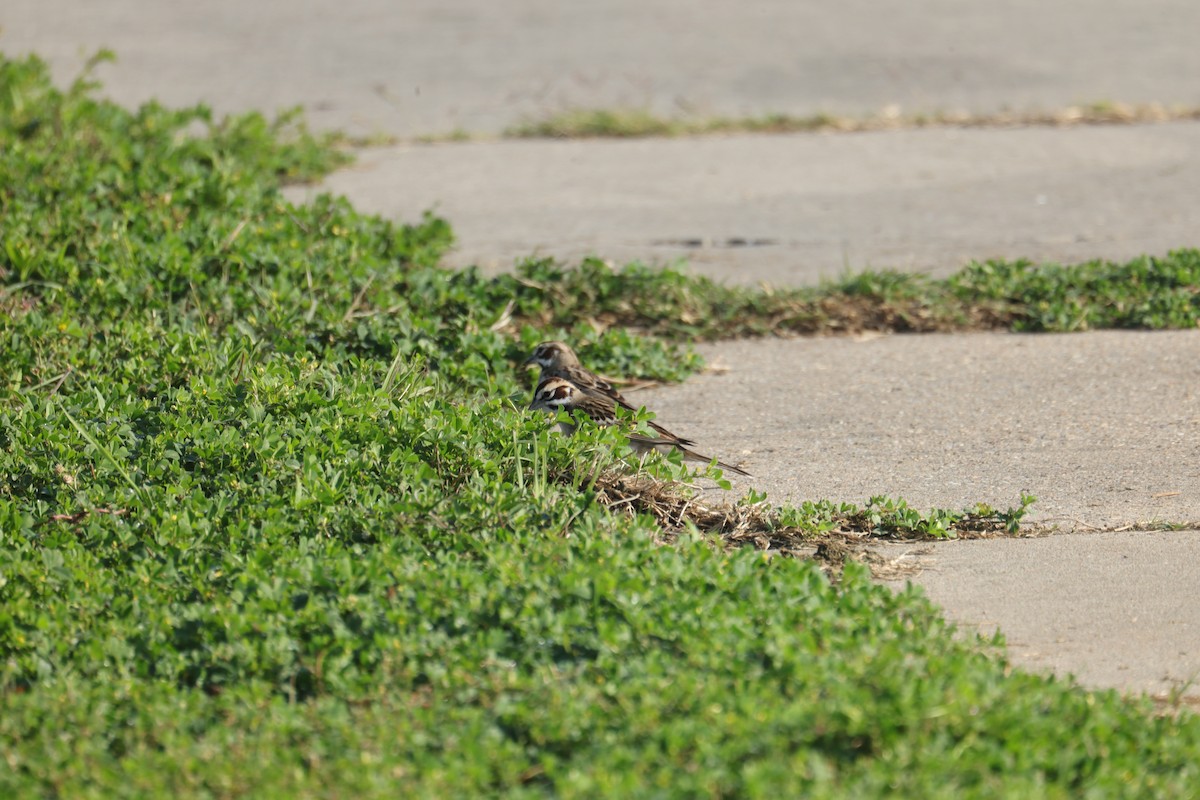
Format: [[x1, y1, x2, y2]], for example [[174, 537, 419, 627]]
[[807, 294, 1016, 336]]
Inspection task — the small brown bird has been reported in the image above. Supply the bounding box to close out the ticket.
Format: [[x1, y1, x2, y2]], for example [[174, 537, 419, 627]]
[[529, 376, 751, 476], [523, 340, 695, 445]]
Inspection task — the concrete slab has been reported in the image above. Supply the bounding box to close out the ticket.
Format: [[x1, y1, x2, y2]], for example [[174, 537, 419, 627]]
[[635, 332, 1200, 529], [290, 122, 1200, 283], [4, 0, 1200, 138]]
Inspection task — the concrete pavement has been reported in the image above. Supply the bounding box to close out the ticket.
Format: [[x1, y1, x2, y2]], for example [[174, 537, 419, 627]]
[[639, 333, 1200, 531], [6, 0, 1200, 697], [293, 122, 1200, 284], [6, 0, 1200, 138]]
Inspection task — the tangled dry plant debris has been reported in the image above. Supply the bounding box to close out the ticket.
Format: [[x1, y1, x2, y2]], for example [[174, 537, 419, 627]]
[[577, 467, 1021, 579]]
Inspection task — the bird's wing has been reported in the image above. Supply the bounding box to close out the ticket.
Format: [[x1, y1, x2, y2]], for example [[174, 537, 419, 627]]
[[570, 368, 698, 447]]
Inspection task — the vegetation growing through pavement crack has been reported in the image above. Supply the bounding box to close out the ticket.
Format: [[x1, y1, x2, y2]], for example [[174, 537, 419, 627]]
[[505, 247, 1200, 337], [2, 50, 1198, 796], [362, 101, 1200, 145], [500, 101, 1200, 139]]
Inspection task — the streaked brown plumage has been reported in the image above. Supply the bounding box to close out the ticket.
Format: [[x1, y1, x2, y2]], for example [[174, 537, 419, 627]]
[[522, 340, 695, 445], [528, 376, 751, 477]]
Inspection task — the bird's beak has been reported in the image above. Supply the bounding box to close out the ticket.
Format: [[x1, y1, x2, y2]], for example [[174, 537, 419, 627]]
[[521, 355, 537, 367]]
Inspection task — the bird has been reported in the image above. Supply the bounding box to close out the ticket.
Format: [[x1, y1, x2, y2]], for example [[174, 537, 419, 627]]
[[522, 340, 696, 445], [528, 376, 751, 476]]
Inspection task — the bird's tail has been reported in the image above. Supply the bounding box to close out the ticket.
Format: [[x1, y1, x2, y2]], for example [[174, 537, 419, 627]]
[[628, 436, 751, 477], [709, 456, 752, 478]]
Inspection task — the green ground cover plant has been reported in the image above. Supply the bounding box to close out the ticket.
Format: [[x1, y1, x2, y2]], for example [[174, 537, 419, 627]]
[[502, 249, 1200, 339], [3, 51, 1199, 797]]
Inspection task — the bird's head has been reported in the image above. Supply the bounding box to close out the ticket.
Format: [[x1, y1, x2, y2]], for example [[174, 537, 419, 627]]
[[528, 377, 577, 413], [523, 341, 580, 370]]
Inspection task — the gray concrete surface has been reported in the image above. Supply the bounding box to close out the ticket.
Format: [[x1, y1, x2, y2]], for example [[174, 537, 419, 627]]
[[7, 0, 1200, 697], [638, 333, 1200, 530], [292, 122, 1200, 283], [5, 1, 1200, 138]]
